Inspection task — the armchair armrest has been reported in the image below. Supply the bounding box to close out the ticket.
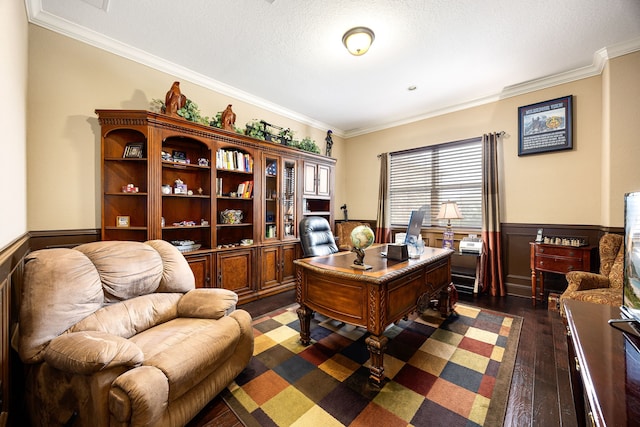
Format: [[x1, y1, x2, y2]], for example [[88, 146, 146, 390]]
[[44, 331, 143, 375], [110, 365, 168, 425], [565, 271, 611, 292], [178, 288, 239, 319]]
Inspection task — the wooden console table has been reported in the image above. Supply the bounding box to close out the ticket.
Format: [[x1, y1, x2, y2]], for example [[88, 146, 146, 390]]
[[530, 242, 595, 306], [564, 300, 640, 426], [294, 245, 453, 386]]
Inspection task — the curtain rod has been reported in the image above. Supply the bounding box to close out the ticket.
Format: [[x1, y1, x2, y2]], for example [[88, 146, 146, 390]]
[[379, 132, 504, 158]]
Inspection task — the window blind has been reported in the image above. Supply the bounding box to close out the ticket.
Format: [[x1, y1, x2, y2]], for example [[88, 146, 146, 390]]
[[389, 137, 482, 229]]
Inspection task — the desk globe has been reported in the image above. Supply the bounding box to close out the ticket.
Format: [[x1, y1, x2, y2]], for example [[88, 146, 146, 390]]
[[350, 225, 375, 270]]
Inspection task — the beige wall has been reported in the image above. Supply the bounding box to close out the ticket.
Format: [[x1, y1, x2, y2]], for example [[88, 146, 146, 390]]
[[345, 52, 640, 228], [27, 25, 343, 231], [0, 1, 28, 249], [26, 23, 638, 232], [604, 52, 640, 225]]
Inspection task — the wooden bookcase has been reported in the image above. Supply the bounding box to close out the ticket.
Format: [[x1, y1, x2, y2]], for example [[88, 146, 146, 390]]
[[97, 110, 335, 303]]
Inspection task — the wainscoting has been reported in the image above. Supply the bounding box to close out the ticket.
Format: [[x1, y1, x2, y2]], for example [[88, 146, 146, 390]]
[[0, 223, 620, 424], [500, 223, 621, 297]]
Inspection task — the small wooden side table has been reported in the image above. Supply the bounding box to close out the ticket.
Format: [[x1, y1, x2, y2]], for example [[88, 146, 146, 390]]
[[529, 242, 595, 306]]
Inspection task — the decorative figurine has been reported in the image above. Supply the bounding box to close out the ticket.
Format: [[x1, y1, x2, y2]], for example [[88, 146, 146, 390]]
[[164, 81, 186, 116], [221, 104, 236, 131], [325, 130, 333, 156], [341, 204, 349, 221], [281, 128, 293, 146]]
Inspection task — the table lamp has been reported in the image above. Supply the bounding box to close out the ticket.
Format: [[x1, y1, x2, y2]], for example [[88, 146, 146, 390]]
[[436, 201, 463, 249]]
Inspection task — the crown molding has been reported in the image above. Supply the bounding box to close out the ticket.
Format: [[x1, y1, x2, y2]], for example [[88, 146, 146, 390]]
[[344, 36, 640, 138], [25, 2, 343, 137], [26, 1, 640, 140]]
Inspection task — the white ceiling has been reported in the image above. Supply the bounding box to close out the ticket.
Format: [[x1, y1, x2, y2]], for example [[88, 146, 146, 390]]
[[27, 0, 640, 137]]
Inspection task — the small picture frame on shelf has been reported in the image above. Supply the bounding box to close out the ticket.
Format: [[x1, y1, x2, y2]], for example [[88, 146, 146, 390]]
[[116, 216, 130, 227], [123, 143, 144, 158], [172, 150, 187, 163]]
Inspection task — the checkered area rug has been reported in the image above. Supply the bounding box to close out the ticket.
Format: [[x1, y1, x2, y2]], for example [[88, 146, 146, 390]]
[[222, 303, 522, 427]]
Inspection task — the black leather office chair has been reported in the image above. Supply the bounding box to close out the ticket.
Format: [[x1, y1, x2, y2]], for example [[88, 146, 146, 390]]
[[299, 216, 339, 257]]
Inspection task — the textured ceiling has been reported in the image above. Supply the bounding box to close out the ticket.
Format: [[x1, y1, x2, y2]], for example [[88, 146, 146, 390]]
[[28, 0, 640, 136]]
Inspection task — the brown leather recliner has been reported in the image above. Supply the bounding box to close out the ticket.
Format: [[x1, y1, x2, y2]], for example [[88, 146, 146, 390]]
[[14, 240, 254, 427]]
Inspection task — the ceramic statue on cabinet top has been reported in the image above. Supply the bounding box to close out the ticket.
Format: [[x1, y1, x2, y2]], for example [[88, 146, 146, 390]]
[[164, 81, 186, 116], [221, 104, 236, 131]]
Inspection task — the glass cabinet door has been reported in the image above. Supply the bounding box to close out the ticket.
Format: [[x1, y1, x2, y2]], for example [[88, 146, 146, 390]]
[[282, 159, 296, 239], [264, 157, 279, 240], [264, 156, 296, 241]]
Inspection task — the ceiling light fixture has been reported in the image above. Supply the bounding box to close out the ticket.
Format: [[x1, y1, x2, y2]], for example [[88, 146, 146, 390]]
[[342, 27, 375, 56]]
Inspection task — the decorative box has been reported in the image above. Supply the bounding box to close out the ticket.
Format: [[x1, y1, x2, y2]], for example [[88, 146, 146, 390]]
[[220, 209, 243, 224]]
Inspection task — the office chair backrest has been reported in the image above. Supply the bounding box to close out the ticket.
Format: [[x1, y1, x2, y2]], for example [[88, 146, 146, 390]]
[[299, 216, 339, 257]]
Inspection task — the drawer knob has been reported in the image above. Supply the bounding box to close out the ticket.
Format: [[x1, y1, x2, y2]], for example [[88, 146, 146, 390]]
[[568, 266, 574, 271], [540, 248, 545, 253]]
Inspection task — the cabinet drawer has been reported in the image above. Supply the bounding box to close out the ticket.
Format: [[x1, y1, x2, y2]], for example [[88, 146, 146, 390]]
[[535, 245, 582, 259], [535, 257, 583, 273]]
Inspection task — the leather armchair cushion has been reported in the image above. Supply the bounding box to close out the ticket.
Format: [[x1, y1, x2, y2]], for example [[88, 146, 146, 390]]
[[69, 293, 182, 339], [178, 288, 239, 319], [44, 331, 143, 375]]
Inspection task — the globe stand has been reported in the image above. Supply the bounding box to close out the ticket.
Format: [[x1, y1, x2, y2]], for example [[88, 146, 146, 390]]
[[351, 248, 372, 270], [350, 225, 375, 271]]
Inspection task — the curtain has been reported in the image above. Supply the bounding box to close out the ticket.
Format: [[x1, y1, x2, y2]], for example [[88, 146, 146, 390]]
[[376, 153, 392, 243], [481, 133, 506, 296]]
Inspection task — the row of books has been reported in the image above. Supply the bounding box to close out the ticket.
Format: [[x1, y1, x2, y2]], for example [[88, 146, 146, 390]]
[[215, 178, 253, 198], [237, 181, 253, 198], [216, 149, 253, 172]]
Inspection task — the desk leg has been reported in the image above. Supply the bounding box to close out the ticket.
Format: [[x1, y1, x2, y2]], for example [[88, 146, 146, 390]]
[[297, 305, 312, 346], [531, 269, 537, 307], [365, 334, 389, 387]]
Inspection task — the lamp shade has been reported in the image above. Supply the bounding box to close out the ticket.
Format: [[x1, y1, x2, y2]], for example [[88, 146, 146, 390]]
[[342, 27, 375, 56], [436, 202, 463, 221]]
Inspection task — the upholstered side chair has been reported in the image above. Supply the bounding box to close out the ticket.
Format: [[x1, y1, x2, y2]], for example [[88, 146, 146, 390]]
[[559, 233, 624, 317], [335, 221, 370, 251]]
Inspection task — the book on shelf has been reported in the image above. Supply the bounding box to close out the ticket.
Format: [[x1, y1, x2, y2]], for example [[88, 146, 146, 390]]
[[216, 178, 223, 196], [216, 149, 253, 173], [244, 181, 253, 198], [237, 180, 253, 198]]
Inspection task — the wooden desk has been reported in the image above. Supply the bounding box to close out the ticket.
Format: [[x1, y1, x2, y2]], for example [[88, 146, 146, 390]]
[[564, 300, 640, 426], [530, 242, 595, 306], [294, 245, 453, 386]]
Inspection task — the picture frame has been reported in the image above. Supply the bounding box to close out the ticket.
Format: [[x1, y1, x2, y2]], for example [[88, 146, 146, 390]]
[[123, 142, 144, 158], [116, 215, 130, 227], [172, 150, 187, 163], [518, 95, 573, 156]]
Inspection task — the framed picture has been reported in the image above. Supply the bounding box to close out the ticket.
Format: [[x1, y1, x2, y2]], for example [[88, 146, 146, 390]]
[[518, 95, 573, 156], [172, 150, 187, 163], [116, 215, 130, 227], [123, 143, 144, 158]]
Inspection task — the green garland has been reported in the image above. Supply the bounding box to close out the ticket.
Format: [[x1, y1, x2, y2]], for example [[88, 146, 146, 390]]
[[151, 98, 320, 153]]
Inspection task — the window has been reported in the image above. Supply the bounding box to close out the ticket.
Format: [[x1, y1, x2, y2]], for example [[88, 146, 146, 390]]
[[389, 137, 482, 229]]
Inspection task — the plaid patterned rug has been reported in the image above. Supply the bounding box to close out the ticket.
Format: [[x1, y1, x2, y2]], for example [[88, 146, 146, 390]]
[[222, 303, 522, 427]]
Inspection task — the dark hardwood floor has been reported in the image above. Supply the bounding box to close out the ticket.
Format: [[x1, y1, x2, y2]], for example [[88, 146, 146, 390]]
[[187, 290, 578, 427]]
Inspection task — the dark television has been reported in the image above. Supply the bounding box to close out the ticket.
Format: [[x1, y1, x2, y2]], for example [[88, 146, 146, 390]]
[[622, 192, 640, 321], [610, 192, 640, 334], [404, 210, 425, 245]]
